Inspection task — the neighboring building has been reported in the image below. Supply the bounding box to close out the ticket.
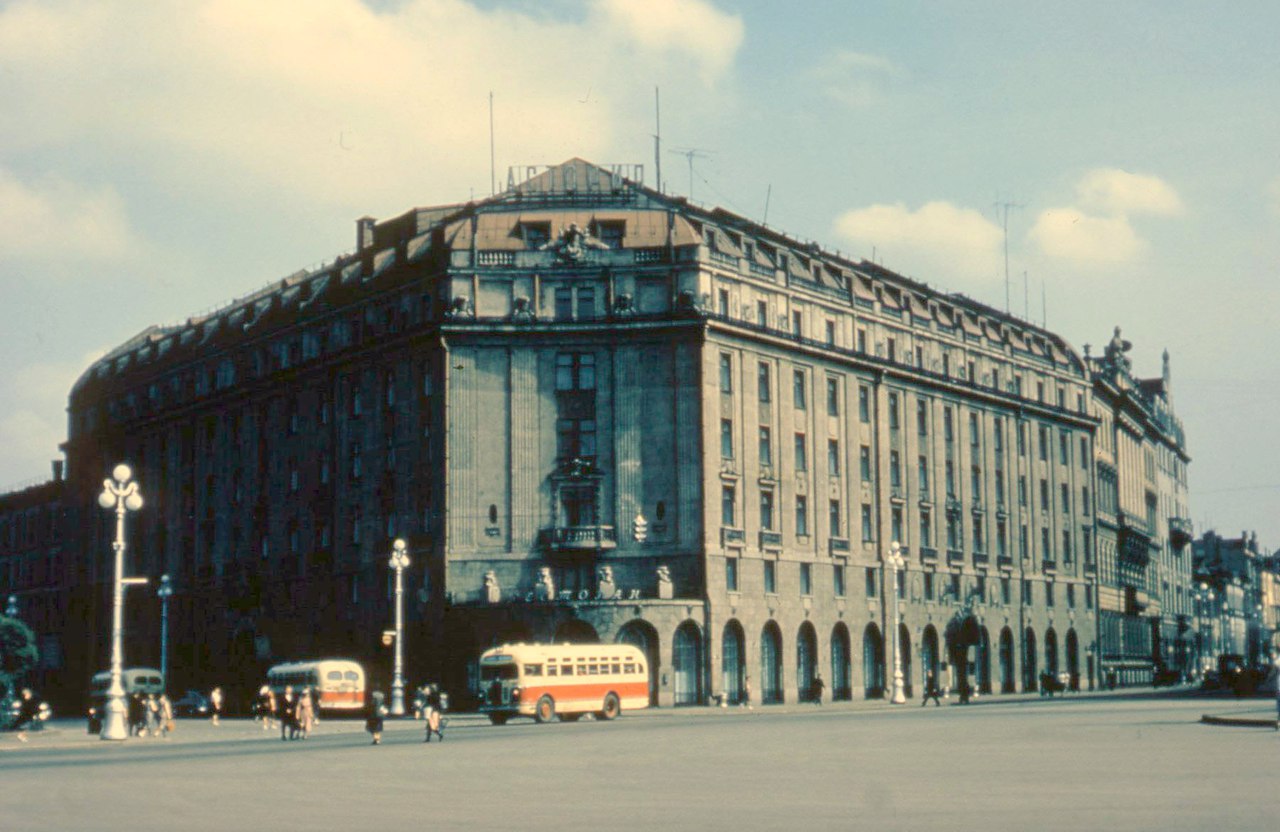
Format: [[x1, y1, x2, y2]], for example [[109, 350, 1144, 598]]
[[1088, 334, 1193, 687], [1193, 530, 1270, 669], [0, 464, 72, 700], [54, 159, 1104, 706]]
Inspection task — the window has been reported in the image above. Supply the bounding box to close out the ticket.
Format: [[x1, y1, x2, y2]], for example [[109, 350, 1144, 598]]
[[969, 412, 980, 447], [577, 286, 596, 319], [943, 407, 954, 442], [1046, 582, 1056, 608], [1079, 437, 1088, 468], [993, 418, 1003, 452], [794, 433, 808, 471], [351, 442, 363, 479], [858, 385, 870, 422], [923, 572, 935, 600], [726, 557, 739, 592], [865, 568, 877, 598], [795, 496, 809, 536], [793, 370, 807, 409], [971, 466, 982, 500], [1059, 432, 1069, 465], [1038, 426, 1049, 461], [995, 470, 1005, 505], [1017, 423, 1026, 456], [829, 499, 841, 536], [997, 520, 1007, 557], [860, 446, 872, 482], [1085, 585, 1094, 609], [1000, 577, 1011, 605], [919, 509, 932, 547], [1040, 479, 1049, 511], [717, 289, 729, 317], [917, 400, 929, 435], [757, 300, 768, 327], [720, 419, 734, 459], [557, 418, 596, 461], [828, 439, 840, 477], [764, 560, 777, 594], [721, 486, 739, 527], [555, 353, 596, 390], [554, 287, 573, 320], [857, 328, 867, 353], [1022, 579, 1033, 605], [861, 504, 873, 542], [1067, 584, 1076, 609], [887, 337, 897, 363], [888, 393, 900, 429], [972, 515, 984, 552], [792, 310, 803, 337], [918, 456, 930, 494], [1060, 483, 1069, 514], [800, 563, 812, 595], [1018, 475, 1028, 507], [945, 461, 956, 497], [1041, 527, 1051, 560], [760, 491, 775, 530], [825, 320, 836, 346], [834, 565, 846, 597], [759, 427, 772, 467], [1062, 530, 1072, 563], [826, 378, 839, 415], [719, 353, 733, 393], [889, 451, 902, 488], [351, 386, 363, 417], [891, 507, 903, 544]]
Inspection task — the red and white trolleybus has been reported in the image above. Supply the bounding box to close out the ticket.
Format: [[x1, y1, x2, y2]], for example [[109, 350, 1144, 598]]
[[266, 659, 365, 711], [478, 643, 650, 724]]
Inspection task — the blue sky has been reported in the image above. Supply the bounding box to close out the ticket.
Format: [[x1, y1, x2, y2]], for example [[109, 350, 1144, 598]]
[[1, 0, 1276, 544]]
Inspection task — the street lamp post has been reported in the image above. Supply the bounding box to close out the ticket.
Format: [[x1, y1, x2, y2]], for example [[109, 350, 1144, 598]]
[[97, 463, 145, 741], [888, 541, 906, 704], [388, 538, 410, 717], [157, 574, 173, 693], [4, 594, 16, 618]]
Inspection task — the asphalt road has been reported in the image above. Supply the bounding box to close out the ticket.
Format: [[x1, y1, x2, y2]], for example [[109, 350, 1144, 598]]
[[2, 694, 1277, 832]]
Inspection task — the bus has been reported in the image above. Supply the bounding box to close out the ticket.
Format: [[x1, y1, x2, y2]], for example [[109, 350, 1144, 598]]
[[90, 668, 165, 699], [478, 643, 649, 725], [266, 659, 365, 711]]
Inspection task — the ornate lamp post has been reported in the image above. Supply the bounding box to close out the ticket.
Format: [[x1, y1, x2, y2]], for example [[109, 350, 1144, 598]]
[[4, 594, 16, 618], [388, 538, 410, 717], [98, 463, 145, 741], [157, 574, 173, 693], [888, 541, 906, 704]]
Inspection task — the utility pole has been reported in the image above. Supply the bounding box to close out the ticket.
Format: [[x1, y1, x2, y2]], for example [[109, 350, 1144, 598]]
[[994, 201, 1022, 314]]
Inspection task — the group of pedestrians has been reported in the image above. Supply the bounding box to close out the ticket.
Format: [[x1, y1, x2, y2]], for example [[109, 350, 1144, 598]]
[[127, 692, 175, 737], [8, 688, 46, 742], [364, 684, 448, 746]]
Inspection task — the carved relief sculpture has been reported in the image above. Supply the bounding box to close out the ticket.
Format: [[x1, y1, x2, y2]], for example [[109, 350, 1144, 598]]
[[534, 566, 555, 602], [656, 565, 674, 600], [483, 570, 501, 604]]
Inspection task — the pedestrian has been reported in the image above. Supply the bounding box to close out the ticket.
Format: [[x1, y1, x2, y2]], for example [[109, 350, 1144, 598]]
[[423, 685, 444, 743], [921, 671, 942, 706], [295, 690, 314, 740], [209, 686, 223, 726], [940, 662, 952, 702], [810, 674, 825, 705], [366, 691, 386, 745], [128, 692, 147, 737], [279, 685, 296, 741], [11, 689, 41, 743], [145, 694, 161, 737], [159, 693, 174, 738], [741, 676, 753, 709], [255, 685, 274, 730]]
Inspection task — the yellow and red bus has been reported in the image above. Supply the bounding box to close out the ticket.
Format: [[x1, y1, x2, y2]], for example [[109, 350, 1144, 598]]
[[478, 643, 649, 725], [266, 659, 365, 711]]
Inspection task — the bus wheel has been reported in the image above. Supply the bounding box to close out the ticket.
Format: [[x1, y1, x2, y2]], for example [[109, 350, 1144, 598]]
[[534, 695, 556, 724], [488, 713, 509, 726], [598, 692, 621, 721]]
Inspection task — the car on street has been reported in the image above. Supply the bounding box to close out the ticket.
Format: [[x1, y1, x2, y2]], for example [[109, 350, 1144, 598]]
[[173, 690, 211, 717]]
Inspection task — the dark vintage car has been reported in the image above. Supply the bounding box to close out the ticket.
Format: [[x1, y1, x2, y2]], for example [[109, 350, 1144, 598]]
[[173, 690, 211, 717]]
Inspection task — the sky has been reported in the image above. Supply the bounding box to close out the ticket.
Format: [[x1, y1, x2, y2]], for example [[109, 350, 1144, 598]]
[[0, 0, 1276, 545]]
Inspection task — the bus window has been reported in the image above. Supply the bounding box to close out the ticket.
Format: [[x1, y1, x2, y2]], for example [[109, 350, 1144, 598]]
[[624, 663, 635, 674], [547, 665, 558, 676], [523, 664, 543, 676], [561, 665, 574, 676], [344, 671, 359, 681], [327, 671, 343, 681], [611, 663, 621, 674]]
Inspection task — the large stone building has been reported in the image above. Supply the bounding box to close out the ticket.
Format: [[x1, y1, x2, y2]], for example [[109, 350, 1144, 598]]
[[24, 159, 1112, 706], [1088, 334, 1193, 687], [1193, 530, 1271, 669]]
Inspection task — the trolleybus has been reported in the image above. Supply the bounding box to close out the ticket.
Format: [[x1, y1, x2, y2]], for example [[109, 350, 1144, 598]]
[[478, 643, 649, 725]]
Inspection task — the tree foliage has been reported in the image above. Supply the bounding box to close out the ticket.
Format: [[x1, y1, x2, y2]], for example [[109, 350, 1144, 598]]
[[0, 615, 39, 691]]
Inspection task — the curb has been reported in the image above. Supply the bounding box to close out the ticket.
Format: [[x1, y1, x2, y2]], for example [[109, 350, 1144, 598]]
[[1200, 714, 1277, 729]]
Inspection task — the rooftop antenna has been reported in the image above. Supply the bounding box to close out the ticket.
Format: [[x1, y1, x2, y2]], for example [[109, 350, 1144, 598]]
[[994, 200, 1023, 314], [763, 184, 772, 226], [1041, 276, 1048, 327], [488, 92, 497, 196], [1023, 270, 1029, 321], [653, 87, 662, 193], [668, 147, 713, 202]]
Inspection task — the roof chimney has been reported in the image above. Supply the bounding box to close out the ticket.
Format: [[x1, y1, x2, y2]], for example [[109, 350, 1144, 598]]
[[51, 459, 63, 481], [357, 217, 377, 252]]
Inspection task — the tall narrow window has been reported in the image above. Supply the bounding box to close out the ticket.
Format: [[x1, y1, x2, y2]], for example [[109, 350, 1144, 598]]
[[794, 433, 808, 471], [721, 486, 736, 527], [720, 419, 734, 459], [860, 445, 872, 482], [793, 370, 807, 410], [917, 400, 928, 435], [888, 393, 900, 429], [858, 385, 870, 422], [828, 439, 840, 477], [795, 496, 809, 537], [829, 500, 841, 536], [760, 491, 775, 530], [826, 378, 839, 415], [758, 362, 771, 402], [719, 353, 733, 393], [759, 427, 772, 467]]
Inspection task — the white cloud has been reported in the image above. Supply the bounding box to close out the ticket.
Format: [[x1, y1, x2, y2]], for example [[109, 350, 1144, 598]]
[[1027, 208, 1146, 264], [0, 0, 744, 216], [1074, 168, 1183, 217], [833, 201, 1003, 282], [0, 168, 139, 265], [0, 351, 104, 487], [595, 0, 744, 83], [810, 49, 900, 108]]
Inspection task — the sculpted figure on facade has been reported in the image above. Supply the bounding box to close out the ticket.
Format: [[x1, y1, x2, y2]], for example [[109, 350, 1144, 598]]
[[596, 565, 617, 600], [534, 566, 555, 602], [1104, 326, 1132, 373], [656, 565, 674, 600], [483, 569, 501, 604], [540, 222, 607, 263]]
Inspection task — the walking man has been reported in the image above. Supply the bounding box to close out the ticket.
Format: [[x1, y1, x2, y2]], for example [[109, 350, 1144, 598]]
[[210, 686, 223, 726], [922, 671, 942, 706], [810, 674, 825, 705]]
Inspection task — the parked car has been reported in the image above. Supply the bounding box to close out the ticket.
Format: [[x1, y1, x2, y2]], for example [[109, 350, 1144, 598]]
[[173, 690, 210, 717]]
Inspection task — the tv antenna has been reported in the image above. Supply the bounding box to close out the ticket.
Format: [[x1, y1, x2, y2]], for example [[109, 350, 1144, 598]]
[[993, 200, 1022, 314], [668, 147, 714, 202]]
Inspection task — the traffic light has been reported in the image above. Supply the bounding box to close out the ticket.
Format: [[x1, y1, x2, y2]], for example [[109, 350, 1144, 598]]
[[632, 512, 648, 543]]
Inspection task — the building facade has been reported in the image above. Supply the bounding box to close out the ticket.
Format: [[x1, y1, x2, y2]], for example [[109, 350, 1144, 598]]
[[1193, 530, 1272, 670], [38, 159, 1109, 706], [1089, 335, 1193, 687]]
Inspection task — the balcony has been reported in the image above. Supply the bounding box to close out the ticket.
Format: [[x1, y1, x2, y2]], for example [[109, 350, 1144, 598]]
[[997, 554, 1013, 570], [1083, 558, 1097, 577], [1042, 559, 1057, 574], [920, 546, 939, 566], [829, 537, 850, 556], [1169, 517, 1193, 549], [973, 552, 990, 568], [721, 527, 746, 547], [543, 525, 617, 553], [946, 549, 964, 566], [759, 530, 783, 551]]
